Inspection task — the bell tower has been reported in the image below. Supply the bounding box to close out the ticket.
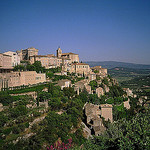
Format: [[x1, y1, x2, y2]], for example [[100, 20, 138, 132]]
[[56, 47, 62, 58]]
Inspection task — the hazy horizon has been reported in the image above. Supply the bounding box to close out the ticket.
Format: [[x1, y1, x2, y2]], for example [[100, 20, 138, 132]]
[[0, 0, 150, 64]]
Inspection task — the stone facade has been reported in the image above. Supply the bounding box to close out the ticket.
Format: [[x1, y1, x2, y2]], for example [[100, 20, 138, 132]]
[[30, 55, 58, 69], [3, 51, 20, 67], [84, 103, 113, 135], [0, 53, 12, 68], [123, 88, 133, 97], [16, 47, 38, 61], [74, 79, 91, 94], [55, 79, 71, 90], [70, 63, 91, 76], [100, 104, 113, 123], [104, 84, 110, 93], [96, 87, 104, 97], [91, 66, 107, 77], [0, 71, 46, 90], [88, 72, 96, 82], [123, 98, 130, 109], [0, 53, 13, 73]]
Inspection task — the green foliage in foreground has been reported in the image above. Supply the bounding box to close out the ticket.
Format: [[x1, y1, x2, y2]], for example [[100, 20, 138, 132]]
[[84, 111, 150, 150]]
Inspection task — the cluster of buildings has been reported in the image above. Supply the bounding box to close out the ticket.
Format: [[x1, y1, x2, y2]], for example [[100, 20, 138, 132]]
[[0, 47, 107, 91], [84, 103, 113, 136]]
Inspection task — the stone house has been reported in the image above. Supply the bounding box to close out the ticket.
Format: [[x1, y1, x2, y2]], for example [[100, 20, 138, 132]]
[[84, 103, 113, 135], [88, 72, 96, 82], [96, 87, 104, 97], [55, 79, 72, 90], [100, 104, 113, 123], [74, 79, 91, 94], [29, 55, 58, 69], [91, 66, 107, 77], [16, 47, 38, 61], [70, 63, 91, 76], [123, 98, 130, 109], [104, 84, 110, 93], [123, 88, 133, 97], [3, 51, 20, 67], [0, 53, 13, 73], [56, 47, 79, 63]]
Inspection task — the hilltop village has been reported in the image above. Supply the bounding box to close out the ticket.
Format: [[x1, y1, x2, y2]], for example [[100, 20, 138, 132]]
[[0, 47, 107, 90], [0, 47, 149, 149]]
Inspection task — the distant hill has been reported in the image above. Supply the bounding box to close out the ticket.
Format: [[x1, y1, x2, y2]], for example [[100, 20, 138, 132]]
[[108, 67, 150, 83], [121, 74, 150, 91], [84, 61, 150, 69]]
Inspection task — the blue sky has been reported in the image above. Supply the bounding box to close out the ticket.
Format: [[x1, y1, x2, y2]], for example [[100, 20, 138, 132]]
[[0, 0, 150, 64]]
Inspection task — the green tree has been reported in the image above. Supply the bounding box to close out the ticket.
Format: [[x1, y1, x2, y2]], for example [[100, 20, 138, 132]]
[[63, 87, 75, 99], [85, 111, 150, 150], [37, 91, 51, 102], [13, 65, 25, 71]]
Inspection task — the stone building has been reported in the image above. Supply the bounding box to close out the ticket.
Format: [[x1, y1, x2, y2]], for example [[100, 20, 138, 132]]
[[96, 87, 104, 97], [91, 66, 107, 77], [70, 63, 91, 76], [123, 88, 133, 97], [61, 52, 79, 63], [74, 79, 91, 94], [56, 47, 79, 63], [104, 84, 110, 93], [100, 104, 113, 123], [29, 55, 58, 69], [3, 51, 20, 66], [0, 53, 13, 73], [84, 103, 113, 135], [16, 47, 38, 61], [88, 72, 96, 82], [0, 71, 46, 90], [55, 79, 72, 90], [123, 98, 130, 109]]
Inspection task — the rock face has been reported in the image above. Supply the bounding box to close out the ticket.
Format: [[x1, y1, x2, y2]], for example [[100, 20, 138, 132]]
[[84, 103, 113, 136], [0, 103, 3, 112]]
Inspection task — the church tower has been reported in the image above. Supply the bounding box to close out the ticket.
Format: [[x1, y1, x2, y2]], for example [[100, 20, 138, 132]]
[[56, 47, 62, 58]]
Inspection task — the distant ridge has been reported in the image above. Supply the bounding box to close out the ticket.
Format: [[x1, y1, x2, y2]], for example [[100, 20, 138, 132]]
[[84, 61, 150, 69]]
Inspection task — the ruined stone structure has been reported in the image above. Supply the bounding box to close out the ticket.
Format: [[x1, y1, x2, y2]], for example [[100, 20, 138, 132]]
[[123, 98, 130, 109], [123, 88, 133, 97], [84, 103, 113, 136]]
